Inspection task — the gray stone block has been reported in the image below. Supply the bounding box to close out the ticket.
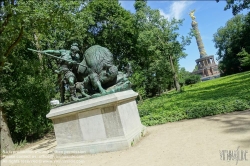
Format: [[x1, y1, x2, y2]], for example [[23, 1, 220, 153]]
[[46, 90, 146, 154]]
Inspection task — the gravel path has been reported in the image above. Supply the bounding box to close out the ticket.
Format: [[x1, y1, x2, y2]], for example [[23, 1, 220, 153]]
[[1, 110, 250, 166]]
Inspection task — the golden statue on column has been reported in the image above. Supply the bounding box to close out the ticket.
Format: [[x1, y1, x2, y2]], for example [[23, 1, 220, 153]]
[[189, 10, 220, 80]]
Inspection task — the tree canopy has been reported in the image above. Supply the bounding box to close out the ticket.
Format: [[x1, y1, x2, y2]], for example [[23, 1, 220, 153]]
[[216, 0, 250, 15], [131, 0, 191, 97], [213, 13, 250, 75], [0, 0, 93, 69]]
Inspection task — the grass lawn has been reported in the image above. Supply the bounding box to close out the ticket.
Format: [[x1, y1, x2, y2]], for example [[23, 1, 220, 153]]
[[138, 71, 250, 126]]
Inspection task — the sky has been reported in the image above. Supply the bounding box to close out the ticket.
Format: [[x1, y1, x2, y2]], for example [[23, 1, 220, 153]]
[[119, 0, 249, 72]]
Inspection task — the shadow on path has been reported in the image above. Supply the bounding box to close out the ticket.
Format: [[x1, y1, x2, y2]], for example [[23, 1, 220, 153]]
[[205, 110, 250, 148], [31, 132, 56, 151]]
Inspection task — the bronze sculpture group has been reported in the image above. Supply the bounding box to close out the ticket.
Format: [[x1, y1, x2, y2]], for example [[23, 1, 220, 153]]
[[28, 44, 132, 103]]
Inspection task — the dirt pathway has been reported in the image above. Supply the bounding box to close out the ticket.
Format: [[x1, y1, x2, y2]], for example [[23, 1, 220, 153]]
[[1, 110, 250, 166]]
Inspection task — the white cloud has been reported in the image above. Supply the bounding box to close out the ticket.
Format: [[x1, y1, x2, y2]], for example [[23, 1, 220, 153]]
[[159, 9, 171, 19], [160, 1, 194, 20]]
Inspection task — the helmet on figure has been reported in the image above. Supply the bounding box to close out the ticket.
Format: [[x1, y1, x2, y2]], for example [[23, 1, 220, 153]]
[[70, 43, 80, 52]]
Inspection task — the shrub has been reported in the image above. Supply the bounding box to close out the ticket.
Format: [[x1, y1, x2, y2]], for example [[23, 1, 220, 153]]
[[185, 74, 201, 85]]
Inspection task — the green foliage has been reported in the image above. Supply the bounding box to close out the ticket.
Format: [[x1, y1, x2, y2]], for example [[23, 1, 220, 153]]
[[138, 71, 250, 126], [131, 0, 191, 97], [178, 67, 200, 86], [238, 48, 250, 67], [0, 0, 90, 143], [84, 0, 135, 67], [184, 74, 201, 85], [0, 0, 90, 68], [213, 13, 250, 76], [14, 138, 27, 149], [0, 41, 56, 143], [192, 65, 198, 72], [216, 0, 250, 15]]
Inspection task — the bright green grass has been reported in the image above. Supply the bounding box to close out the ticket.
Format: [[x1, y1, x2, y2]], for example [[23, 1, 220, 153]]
[[138, 71, 250, 126]]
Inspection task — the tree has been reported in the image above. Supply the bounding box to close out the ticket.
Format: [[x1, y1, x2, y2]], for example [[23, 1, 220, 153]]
[[178, 67, 200, 86], [237, 12, 250, 67], [132, 0, 172, 97], [0, 41, 56, 143], [216, 0, 250, 15], [213, 14, 250, 76], [0, 0, 89, 152], [192, 65, 198, 72], [132, 0, 191, 96], [238, 48, 250, 67], [156, 21, 191, 91], [0, 0, 90, 69], [179, 67, 190, 86], [84, 0, 135, 67]]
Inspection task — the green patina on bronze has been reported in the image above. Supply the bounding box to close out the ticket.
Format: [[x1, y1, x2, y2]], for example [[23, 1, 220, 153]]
[[28, 44, 132, 104], [189, 10, 207, 58]]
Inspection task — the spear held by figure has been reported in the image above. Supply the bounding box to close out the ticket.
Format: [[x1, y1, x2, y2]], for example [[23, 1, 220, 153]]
[[27, 48, 87, 67]]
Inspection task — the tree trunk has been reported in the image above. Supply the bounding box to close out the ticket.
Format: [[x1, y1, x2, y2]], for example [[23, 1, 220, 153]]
[[0, 104, 14, 154], [169, 55, 180, 91], [33, 33, 43, 62], [1, 26, 23, 68]]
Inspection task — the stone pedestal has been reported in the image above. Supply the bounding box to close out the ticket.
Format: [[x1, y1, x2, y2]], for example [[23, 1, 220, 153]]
[[46, 90, 146, 154], [193, 55, 220, 81]]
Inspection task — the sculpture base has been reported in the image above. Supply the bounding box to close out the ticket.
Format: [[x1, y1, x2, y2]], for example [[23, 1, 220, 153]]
[[46, 90, 146, 154], [201, 74, 220, 81]]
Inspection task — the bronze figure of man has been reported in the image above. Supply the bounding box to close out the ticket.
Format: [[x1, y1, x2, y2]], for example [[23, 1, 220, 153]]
[[42, 43, 81, 102]]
